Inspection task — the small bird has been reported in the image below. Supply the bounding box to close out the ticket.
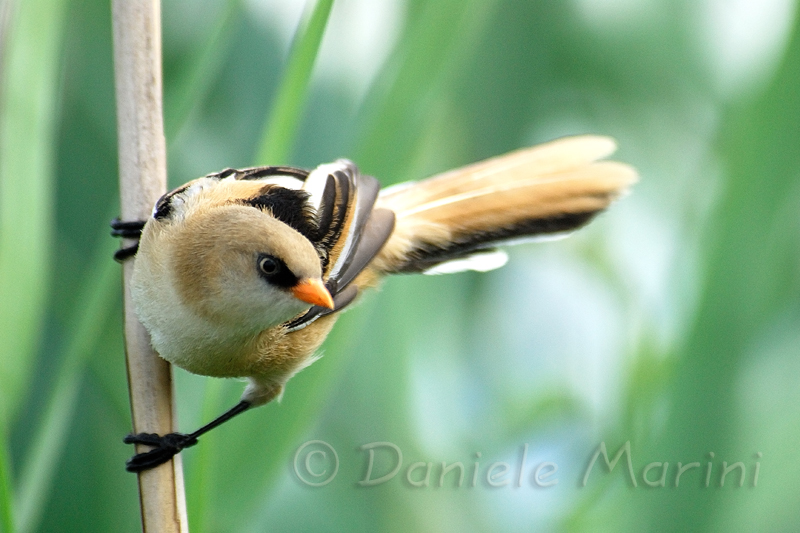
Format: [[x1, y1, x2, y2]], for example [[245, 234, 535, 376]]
[[113, 135, 637, 471]]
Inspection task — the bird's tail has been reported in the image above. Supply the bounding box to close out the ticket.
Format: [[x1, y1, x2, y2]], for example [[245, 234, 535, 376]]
[[373, 135, 637, 274]]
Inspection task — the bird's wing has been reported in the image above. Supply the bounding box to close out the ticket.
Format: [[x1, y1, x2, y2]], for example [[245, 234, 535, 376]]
[[283, 160, 395, 331]]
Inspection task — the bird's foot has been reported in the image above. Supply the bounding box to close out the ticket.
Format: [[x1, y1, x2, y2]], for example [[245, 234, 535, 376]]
[[123, 432, 198, 472], [110, 218, 145, 262]]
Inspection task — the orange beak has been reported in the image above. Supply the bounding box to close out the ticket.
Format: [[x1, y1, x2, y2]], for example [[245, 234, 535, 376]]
[[291, 278, 334, 309]]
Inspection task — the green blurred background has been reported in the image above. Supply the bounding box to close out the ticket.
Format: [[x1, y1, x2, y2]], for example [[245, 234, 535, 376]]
[[1, 0, 799, 531]]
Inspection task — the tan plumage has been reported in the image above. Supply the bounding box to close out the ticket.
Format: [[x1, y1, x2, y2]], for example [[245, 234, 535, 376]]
[[371, 135, 635, 273], [121, 134, 637, 471]]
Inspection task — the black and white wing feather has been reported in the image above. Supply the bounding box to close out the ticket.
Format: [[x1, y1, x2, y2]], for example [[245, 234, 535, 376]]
[[282, 160, 395, 331]]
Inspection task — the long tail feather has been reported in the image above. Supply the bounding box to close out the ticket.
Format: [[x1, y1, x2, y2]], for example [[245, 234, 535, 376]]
[[374, 135, 637, 274]]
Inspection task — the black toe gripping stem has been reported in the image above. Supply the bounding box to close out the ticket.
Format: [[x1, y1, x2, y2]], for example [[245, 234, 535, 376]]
[[123, 432, 199, 472], [110, 218, 145, 262], [123, 400, 252, 472]]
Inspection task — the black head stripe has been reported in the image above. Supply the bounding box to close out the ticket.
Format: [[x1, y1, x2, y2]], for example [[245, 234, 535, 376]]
[[241, 186, 319, 241], [222, 167, 308, 181], [205, 166, 310, 182], [153, 183, 192, 220], [208, 168, 238, 179], [237, 166, 309, 181]]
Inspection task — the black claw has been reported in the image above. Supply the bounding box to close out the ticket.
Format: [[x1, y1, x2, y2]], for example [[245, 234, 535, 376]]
[[124, 432, 164, 446], [110, 218, 146, 237], [113, 244, 139, 262], [124, 432, 199, 472], [125, 447, 180, 472], [111, 218, 145, 262]]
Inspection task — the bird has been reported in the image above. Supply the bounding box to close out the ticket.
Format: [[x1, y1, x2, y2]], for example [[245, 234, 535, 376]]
[[112, 134, 637, 472]]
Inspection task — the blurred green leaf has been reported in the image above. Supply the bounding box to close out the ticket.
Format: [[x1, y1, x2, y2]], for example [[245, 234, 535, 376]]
[[640, 13, 800, 531], [0, 421, 13, 533], [354, 0, 498, 182], [14, 227, 119, 533], [254, 0, 335, 165], [163, 0, 242, 141], [0, 0, 68, 425]]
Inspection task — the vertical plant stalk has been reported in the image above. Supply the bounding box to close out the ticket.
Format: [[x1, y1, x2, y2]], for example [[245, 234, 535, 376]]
[[111, 1, 188, 531]]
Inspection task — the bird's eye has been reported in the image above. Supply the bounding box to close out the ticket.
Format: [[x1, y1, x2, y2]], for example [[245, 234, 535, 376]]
[[256, 253, 298, 287], [258, 255, 281, 276]]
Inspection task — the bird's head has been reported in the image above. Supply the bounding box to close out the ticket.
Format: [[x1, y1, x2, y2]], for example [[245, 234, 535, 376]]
[[166, 203, 333, 334]]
